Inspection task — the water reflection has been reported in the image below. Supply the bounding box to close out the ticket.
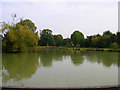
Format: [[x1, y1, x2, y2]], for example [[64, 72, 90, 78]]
[[84, 52, 118, 67], [118, 52, 120, 85], [2, 49, 118, 85], [71, 52, 84, 66], [38, 49, 70, 67], [2, 52, 39, 83]]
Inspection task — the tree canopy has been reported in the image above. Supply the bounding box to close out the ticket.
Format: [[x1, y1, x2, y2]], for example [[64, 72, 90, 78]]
[[71, 30, 84, 46], [54, 34, 63, 46], [17, 19, 37, 32], [1, 17, 39, 53], [39, 29, 54, 46]]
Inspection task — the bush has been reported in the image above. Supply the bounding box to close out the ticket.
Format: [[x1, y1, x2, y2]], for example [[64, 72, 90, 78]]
[[111, 42, 119, 51]]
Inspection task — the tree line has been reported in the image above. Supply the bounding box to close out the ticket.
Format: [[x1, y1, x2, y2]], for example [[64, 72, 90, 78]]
[[1, 16, 120, 52], [39, 29, 120, 49]]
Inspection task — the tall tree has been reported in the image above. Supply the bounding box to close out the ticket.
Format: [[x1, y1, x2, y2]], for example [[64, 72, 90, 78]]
[[54, 34, 63, 46], [2, 24, 39, 52], [1, 15, 39, 53], [40, 29, 54, 46], [17, 19, 37, 32], [71, 30, 84, 46], [101, 30, 113, 48], [63, 38, 71, 46], [117, 32, 120, 47], [103, 30, 113, 37]]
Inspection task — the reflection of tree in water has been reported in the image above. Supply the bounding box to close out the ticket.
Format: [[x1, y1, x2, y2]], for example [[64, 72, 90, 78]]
[[84, 52, 118, 67], [39, 49, 53, 67], [118, 52, 120, 85], [39, 48, 71, 67], [2, 49, 71, 84], [2, 52, 39, 83], [118, 52, 120, 67], [70, 51, 84, 66], [2, 49, 118, 84]]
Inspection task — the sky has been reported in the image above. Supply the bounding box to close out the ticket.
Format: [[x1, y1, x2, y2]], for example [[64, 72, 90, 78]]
[[1, 0, 119, 38]]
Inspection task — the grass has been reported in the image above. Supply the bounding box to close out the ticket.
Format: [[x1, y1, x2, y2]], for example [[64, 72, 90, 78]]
[[55, 47, 120, 52], [28, 46, 120, 52]]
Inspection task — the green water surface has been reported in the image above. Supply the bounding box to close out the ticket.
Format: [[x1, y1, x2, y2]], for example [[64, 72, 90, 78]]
[[2, 49, 118, 88]]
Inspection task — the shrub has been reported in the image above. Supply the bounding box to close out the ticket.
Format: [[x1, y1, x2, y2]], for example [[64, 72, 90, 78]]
[[111, 42, 119, 51]]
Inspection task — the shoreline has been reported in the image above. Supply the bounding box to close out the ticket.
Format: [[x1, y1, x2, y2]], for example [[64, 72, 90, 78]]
[[43, 46, 120, 52], [2, 46, 120, 53]]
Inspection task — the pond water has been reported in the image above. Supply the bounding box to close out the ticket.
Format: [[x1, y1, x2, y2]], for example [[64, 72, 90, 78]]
[[2, 48, 118, 88]]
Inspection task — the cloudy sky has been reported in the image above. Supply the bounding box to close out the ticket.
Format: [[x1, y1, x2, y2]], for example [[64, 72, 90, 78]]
[[1, 0, 119, 38]]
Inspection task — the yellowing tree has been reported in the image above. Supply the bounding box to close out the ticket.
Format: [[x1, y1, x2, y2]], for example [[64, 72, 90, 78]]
[[1, 15, 39, 52]]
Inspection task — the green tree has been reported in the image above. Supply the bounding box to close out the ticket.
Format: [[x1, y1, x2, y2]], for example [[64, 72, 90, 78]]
[[40, 29, 54, 46], [117, 32, 120, 47], [102, 30, 113, 47], [63, 38, 71, 46], [84, 36, 93, 47], [103, 30, 113, 37], [54, 34, 63, 46], [111, 34, 117, 43], [91, 35, 101, 47], [71, 30, 84, 46], [1, 15, 39, 53], [111, 42, 119, 51], [17, 19, 37, 32], [2, 24, 39, 52]]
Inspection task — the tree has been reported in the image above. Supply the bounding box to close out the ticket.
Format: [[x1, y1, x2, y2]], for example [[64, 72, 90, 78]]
[[2, 24, 39, 52], [111, 42, 119, 51], [1, 15, 39, 53], [96, 31, 112, 48], [84, 36, 93, 47], [17, 19, 37, 32], [90, 34, 101, 48], [63, 38, 71, 46], [40, 29, 54, 46], [117, 32, 120, 47], [71, 30, 84, 46], [103, 30, 113, 37], [111, 34, 117, 43], [96, 37, 108, 48], [54, 34, 63, 46]]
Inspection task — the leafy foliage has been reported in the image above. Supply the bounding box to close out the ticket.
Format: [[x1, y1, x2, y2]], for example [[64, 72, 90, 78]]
[[39, 29, 55, 46], [111, 42, 119, 51], [1, 15, 120, 52], [54, 34, 63, 46], [117, 32, 120, 46], [84, 30, 120, 48], [1, 18, 39, 53], [17, 19, 37, 32], [71, 31, 84, 46]]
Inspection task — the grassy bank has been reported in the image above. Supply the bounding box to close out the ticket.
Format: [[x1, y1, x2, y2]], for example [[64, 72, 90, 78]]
[[36, 46, 120, 52], [60, 47, 120, 52], [13, 46, 120, 53]]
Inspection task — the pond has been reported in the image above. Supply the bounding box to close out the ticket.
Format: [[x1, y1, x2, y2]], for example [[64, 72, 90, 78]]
[[2, 48, 118, 88]]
